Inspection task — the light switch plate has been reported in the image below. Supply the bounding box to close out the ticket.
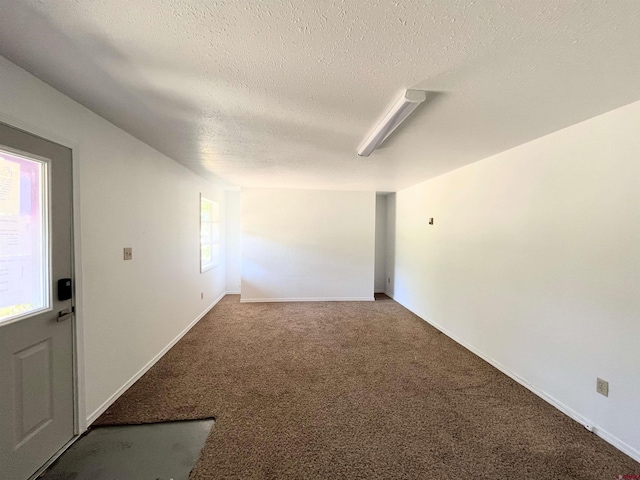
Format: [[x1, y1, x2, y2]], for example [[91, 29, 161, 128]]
[[124, 247, 133, 261]]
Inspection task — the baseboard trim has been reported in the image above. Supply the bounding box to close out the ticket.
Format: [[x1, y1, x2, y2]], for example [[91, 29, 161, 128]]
[[226, 290, 241, 294], [383, 290, 394, 299], [86, 291, 226, 425], [395, 299, 640, 464], [240, 296, 375, 303]]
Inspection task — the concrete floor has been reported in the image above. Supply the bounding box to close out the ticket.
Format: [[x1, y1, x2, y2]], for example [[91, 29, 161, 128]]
[[41, 419, 214, 480]]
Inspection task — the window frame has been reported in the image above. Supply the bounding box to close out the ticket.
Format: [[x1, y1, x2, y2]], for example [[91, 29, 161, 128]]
[[0, 146, 51, 325], [200, 194, 220, 272]]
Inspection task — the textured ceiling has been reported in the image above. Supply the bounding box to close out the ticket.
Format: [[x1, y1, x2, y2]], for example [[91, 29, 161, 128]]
[[1, 1, 639, 191]]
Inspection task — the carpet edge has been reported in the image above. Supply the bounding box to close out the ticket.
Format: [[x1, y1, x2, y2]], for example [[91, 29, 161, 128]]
[[397, 299, 640, 464], [86, 291, 228, 426]]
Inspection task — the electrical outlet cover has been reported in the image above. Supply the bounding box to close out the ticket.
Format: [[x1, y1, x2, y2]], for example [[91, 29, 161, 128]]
[[596, 377, 609, 397]]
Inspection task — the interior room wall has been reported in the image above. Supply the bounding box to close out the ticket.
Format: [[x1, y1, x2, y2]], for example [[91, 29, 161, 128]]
[[385, 193, 396, 298], [392, 100, 640, 461], [225, 190, 242, 293], [241, 188, 376, 302], [374, 194, 388, 293], [0, 55, 227, 426]]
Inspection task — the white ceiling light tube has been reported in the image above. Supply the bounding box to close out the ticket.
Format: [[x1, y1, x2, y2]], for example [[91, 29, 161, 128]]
[[357, 89, 427, 157]]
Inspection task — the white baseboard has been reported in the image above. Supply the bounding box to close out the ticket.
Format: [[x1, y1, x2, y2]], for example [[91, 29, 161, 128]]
[[383, 290, 394, 299], [86, 291, 226, 425], [226, 290, 241, 294], [591, 423, 640, 464], [240, 296, 375, 303], [396, 299, 640, 464]]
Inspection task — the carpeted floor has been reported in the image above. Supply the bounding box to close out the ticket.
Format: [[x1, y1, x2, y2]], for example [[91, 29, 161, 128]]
[[96, 295, 639, 479]]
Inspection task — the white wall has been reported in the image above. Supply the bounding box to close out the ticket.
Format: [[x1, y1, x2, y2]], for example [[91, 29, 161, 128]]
[[241, 188, 375, 302], [393, 100, 640, 461], [374, 194, 387, 293], [0, 56, 227, 426], [225, 190, 242, 293], [385, 193, 396, 298]]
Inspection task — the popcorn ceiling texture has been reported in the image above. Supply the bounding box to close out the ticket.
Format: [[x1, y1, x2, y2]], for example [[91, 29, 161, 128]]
[[0, 1, 639, 190], [95, 295, 640, 479]]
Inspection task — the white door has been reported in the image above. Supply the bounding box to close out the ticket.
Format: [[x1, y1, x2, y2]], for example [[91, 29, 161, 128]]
[[0, 122, 74, 480]]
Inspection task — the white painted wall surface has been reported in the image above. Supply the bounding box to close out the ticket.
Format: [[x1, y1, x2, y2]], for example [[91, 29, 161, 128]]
[[225, 190, 242, 293], [393, 100, 640, 460], [374, 194, 387, 293], [385, 193, 396, 298], [241, 188, 375, 302], [0, 56, 227, 426]]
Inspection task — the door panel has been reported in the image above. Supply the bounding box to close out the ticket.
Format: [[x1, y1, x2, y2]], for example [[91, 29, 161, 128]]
[[0, 122, 74, 480], [15, 338, 54, 444]]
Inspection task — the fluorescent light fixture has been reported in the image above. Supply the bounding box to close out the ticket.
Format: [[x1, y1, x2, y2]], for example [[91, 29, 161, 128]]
[[357, 89, 427, 157]]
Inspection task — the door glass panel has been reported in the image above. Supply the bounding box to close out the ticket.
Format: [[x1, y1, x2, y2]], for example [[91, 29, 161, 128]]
[[0, 149, 49, 323]]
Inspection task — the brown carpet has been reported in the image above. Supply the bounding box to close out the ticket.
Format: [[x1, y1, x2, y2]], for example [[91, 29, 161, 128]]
[[96, 294, 639, 479]]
